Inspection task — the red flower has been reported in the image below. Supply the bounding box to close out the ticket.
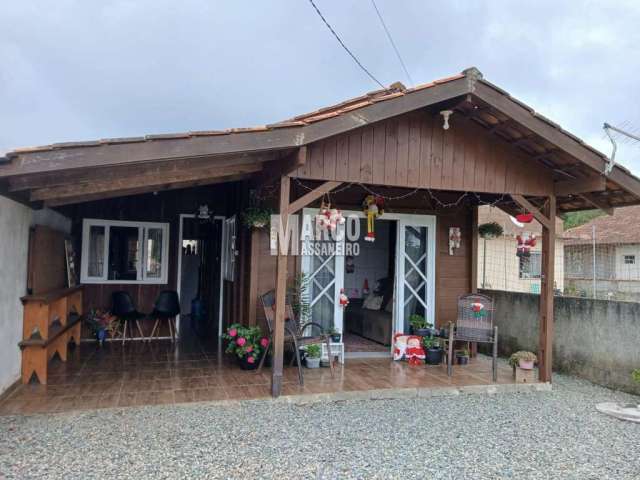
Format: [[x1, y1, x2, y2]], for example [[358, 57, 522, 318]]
[[229, 328, 238, 337], [236, 337, 246, 346], [246, 346, 253, 353], [247, 356, 255, 364], [260, 337, 269, 348]]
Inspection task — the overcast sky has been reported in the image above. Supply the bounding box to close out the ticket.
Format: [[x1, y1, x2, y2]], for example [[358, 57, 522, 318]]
[[1, 1, 639, 174]]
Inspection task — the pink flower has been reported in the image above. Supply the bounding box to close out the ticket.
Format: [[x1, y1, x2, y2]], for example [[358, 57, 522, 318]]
[[246, 346, 253, 353], [228, 328, 238, 337], [236, 337, 246, 346], [260, 337, 269, 348], [247, 356, 255, 364]]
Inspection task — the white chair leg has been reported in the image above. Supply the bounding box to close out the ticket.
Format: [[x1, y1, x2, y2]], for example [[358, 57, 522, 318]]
[[122, 320, 128, 345]]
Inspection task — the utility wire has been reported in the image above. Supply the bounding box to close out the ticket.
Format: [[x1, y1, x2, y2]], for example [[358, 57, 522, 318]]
[[307, 0, 387, 90], [369, 0, 414, 86]]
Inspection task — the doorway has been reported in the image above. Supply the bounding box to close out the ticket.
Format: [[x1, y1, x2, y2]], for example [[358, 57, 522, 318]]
[[301, 209, 436, 356], [176, 214, 225, 341]]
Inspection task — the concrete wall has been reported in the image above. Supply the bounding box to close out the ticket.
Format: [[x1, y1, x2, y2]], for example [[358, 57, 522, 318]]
[[0, 197, 70, 395], [483, 289, 640, 395]]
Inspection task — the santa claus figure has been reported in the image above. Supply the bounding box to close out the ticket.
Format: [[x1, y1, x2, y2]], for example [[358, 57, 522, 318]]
[[405, 336, 426, 366], [516, 233, 537, 257]]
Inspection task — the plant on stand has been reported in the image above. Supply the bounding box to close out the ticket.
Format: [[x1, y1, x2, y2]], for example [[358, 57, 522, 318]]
[[409, 314, 433, 337], [508, 351, 538, 370], [456, 347, 470, 365], [327, 327, 341, 343], [223, 323, 269, 370], [305, 344, 321, 369]]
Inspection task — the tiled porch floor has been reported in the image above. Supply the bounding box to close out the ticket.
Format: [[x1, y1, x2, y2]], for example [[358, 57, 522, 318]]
[[0, 338, 522, 415]]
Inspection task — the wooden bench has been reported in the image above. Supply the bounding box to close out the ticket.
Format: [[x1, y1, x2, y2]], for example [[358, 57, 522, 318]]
[[19, 286, 83, 384]]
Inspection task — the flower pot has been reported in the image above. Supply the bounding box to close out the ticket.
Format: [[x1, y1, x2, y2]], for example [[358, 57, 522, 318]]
[[518, 359, 534, 370], [330, 334, 341, 343], [414, 327, 432, 337], [305, 357, 321, 369], [425, 347, 443, 365], [456, 355, 469, 365], [237, 355, 259, 371], [96, 328, 107, 346]]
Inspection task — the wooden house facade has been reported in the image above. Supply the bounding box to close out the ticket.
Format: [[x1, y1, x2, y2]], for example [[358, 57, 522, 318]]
[[2, 67, 640, 397]]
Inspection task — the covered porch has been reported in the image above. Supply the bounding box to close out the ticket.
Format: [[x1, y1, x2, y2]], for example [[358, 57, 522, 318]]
[[0, 337, 530, 416]]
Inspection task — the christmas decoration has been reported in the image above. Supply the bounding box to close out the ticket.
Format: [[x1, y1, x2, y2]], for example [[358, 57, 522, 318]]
[[516, 233, 537, 257], [362, 279, 370, 296], [470, 302, 487, 319], [339, 288, 349, 307], [405, 336, 426, 366], [362, 195, 385, 242], [315, 198, 345, 234], [448, 227, 461, 255]]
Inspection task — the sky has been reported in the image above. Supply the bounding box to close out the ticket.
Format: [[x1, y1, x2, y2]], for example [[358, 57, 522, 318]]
[[1, 0, 639, 174]]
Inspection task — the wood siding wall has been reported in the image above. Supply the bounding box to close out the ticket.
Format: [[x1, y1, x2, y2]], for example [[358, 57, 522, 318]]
[[296, 111, 553, 196]]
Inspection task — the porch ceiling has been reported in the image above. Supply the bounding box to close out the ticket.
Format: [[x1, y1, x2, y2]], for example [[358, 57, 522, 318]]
[[2, 67, 640, 212]]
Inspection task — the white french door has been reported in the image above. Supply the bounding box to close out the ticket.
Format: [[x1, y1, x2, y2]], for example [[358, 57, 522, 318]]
[[395, 217, 436, 335], [301, 210, 345, 334]]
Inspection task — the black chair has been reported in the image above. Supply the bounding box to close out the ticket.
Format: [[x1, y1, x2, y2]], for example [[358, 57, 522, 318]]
[[148, 290, 180, 342], [111, 291, 146, 345]]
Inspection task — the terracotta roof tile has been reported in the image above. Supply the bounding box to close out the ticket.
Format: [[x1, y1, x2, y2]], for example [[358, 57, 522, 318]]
[[564, 205, 640, 244]]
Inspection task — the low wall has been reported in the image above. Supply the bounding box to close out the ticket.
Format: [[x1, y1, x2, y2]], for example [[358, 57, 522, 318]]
[[481, 289, 640, 395], [0, 198, 71, 395]]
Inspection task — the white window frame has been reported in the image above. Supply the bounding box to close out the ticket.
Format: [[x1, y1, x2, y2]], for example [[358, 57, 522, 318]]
[[80, 218, 170, 285]]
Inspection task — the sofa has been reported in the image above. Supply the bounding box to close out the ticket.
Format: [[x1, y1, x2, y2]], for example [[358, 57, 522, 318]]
[[344, 299, 392, 346]]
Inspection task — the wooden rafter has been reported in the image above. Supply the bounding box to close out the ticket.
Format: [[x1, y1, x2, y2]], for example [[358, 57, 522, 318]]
[[554, 176, 606, 197], [286, 181, 343, 215], [578, 193, 614, 215], [511, 194, 552, 229], [31, 163, 263, 202]]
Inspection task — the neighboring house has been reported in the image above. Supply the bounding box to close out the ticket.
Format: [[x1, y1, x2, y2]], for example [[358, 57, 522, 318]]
[[1, 67, 640, 397], [564, 206, 640, 301], [477, 206, 564, 294]]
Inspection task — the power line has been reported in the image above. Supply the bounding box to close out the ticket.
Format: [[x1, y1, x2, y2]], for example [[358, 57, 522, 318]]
[[369, 0, 414, 86], [307, 0, 387, 90]]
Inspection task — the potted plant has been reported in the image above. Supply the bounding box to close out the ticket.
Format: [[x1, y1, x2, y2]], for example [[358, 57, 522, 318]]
[[456, 347, 470, 365], [478, 222, 504, 240], [327, 327, 341, 343], [423, 336, 443, 365], [409, 314, 433, 337], [508, 351, 538, 370], [305, 344, 321, 369], [223, 323, 269, 370], [242, 206, 273, 229], [632, 369, 640, 384]]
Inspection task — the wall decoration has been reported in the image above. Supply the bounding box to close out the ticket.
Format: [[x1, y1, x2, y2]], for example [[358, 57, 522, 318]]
[[64, 239, 78, 288], [362, 195, 384, 242], [345, 255, 355, 274], [316, 198, 345, 234], [448, 227, 461, 255]]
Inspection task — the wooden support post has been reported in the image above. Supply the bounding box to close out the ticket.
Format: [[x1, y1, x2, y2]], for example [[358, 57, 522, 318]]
[[271, 175, 290, 397], [470, 205, 479, 357], [470, 205, 479, 294], [538, 195, 556, 382], [247, 229, 260, 326]]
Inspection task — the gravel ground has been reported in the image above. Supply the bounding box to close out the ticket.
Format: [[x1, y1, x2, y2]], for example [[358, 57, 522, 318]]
[[0, 373, 638, 480]]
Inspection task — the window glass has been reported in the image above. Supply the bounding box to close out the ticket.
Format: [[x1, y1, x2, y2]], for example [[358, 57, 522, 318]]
[[87, 225, 105, 277], [519, 252, 542, 279], [108, 226, 140, 281], [624, 255, 635, 265], [146, 228, 164, 279]]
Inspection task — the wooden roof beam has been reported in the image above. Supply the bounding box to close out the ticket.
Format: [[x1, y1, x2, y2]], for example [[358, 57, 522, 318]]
[[578, 193, 614, 215], [511, 194, 552, 229], [31, 163, 263, 202], [554, 176, 606, 196]]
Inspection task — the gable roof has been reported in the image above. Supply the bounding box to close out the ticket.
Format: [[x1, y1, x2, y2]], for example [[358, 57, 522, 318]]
[[564, 205, 640, 245], [1, 67, 640, 212]]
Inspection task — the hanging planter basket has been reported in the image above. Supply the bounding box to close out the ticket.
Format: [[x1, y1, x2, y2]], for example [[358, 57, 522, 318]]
[[478, 222, 504, 240], [515, 213, 534, 224], [242, 207, 273, 229]]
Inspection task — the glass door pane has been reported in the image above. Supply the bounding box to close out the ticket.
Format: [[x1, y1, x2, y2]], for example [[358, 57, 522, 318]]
[[403, 226, 428, 332]]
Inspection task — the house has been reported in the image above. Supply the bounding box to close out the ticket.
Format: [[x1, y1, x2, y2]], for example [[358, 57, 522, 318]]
[[2, 67, 640, 401], [564, 205, 640, 301], [477, 206, 564, 294]]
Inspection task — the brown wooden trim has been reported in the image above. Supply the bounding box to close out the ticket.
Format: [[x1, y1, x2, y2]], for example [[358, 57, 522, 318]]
[[554, 176, 606, 196], [43, 173, 252, 207], [286, 181, 343, 215], [511, 194, 551, 229], [538, 195, 556, 382], [272, 175, 290, 397], [253, 148, 307, 189], [1, 79, 470, 177], [578, 193, 614, 215]]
